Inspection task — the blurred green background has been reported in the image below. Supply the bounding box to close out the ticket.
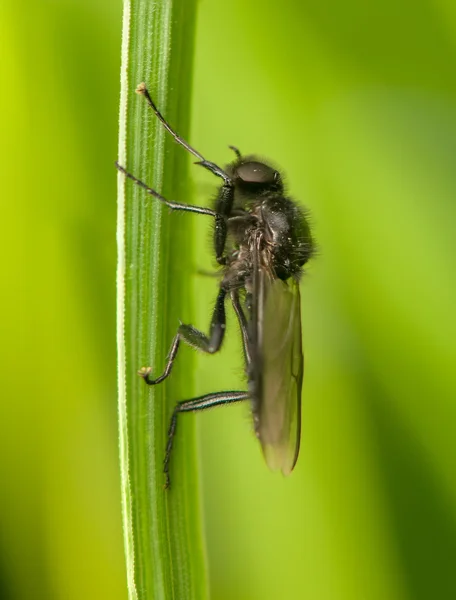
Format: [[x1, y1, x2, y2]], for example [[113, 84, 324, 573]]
[[2, 0, 456, 599]]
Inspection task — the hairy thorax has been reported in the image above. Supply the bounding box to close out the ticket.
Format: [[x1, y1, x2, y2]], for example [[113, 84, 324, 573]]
[[221, 194, 313, 290]]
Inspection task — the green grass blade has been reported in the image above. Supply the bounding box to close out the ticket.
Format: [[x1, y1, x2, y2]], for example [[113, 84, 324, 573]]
[[117, 1, 207, 598]]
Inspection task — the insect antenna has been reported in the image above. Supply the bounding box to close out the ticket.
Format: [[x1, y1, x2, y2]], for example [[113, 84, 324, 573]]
[[228, 145, 242, 160]]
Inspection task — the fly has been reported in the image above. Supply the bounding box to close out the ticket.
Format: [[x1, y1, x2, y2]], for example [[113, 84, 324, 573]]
[[117, 82, 315, 488]]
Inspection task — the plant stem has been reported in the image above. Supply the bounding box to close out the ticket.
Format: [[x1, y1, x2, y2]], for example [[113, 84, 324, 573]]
[[117, 1, 207, 598]]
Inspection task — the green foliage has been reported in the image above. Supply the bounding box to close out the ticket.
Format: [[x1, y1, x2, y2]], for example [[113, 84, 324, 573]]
[[191, 2, 456, 600]]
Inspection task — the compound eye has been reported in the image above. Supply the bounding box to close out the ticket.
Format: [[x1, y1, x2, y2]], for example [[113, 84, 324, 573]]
[[236, 161, 276, 184]]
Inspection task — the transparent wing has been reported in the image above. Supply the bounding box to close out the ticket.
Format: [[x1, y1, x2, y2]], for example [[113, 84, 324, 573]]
[[255, 273, 303, 475]]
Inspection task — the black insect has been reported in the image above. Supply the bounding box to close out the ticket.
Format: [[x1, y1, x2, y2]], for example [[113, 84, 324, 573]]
[[117, 82, 315, 488]]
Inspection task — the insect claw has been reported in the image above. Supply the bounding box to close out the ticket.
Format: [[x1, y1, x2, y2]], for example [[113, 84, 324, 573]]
[[138, 366, 152, 379], [135, 82, 147, 95]]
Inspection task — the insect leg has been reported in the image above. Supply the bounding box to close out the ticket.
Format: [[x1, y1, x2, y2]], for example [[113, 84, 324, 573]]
[[130, 83, 235, 263], [118, 159, 231, 263], [164, 390, 249, 488], [136, 82, 233, 186], [230, 290, 251, 367], [136, 83, 204, 161], [139, 288, 227, 385], [116, 162, 217, 217], [212, 182, 238, 264]]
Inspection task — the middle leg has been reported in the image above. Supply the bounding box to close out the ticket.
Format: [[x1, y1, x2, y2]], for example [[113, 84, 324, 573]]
[[139, 287, 227, 385]]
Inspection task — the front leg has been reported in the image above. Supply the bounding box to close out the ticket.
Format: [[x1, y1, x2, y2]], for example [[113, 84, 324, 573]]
[[126, 83, 238, 263], [195, 159, 236, 265], [117, 161, 233, 264], [139, 288, 227, 384], [213, 184, 236, 264], [137, 83, 235, 192], [116, 163, 217, 218]]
